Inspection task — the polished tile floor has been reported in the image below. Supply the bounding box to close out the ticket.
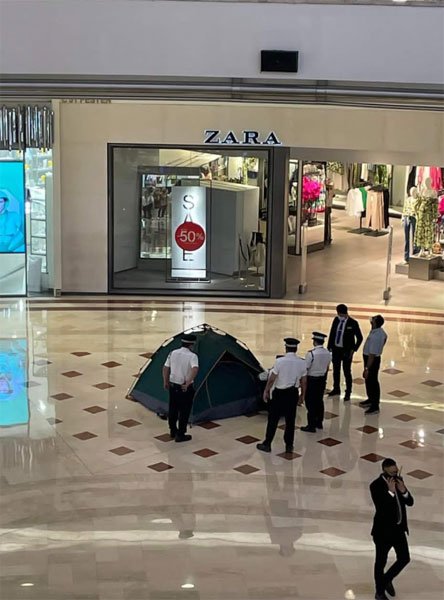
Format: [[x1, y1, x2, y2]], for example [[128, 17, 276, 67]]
[[0, 298, 443, 600]]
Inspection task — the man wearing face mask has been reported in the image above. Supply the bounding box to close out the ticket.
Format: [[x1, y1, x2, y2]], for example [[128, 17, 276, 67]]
[[360, 314, 387, 415], [327, 304, 363, 401], [370, 458, 414, 600]]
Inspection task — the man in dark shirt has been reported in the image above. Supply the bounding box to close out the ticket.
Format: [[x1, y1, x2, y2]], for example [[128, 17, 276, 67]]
[[370, 458, 414, 600]]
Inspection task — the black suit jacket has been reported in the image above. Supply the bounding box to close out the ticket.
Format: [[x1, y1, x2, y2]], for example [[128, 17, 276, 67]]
[[327, 316, 363, 353], [370, 474, 414, 538]]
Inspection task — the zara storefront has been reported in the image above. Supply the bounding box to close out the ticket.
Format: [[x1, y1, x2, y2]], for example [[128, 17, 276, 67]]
[[56, 100, 444, 299]]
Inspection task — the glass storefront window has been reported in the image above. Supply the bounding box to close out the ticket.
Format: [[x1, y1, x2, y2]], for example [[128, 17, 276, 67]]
[[110, 146, 269, 294]]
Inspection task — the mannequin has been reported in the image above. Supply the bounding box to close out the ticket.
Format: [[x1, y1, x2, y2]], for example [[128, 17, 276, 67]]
[[401, 187, 419, 263], [414, 178, 439, 256]]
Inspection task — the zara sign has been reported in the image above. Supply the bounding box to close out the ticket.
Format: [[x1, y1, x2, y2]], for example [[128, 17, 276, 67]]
[[204, 129, 282, 146]]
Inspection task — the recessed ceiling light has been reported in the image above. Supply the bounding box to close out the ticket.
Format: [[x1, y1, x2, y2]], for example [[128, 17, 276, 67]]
[[181, 583, 195, 589], [392, 0, 408, 3], [20, 583, 34, 587]]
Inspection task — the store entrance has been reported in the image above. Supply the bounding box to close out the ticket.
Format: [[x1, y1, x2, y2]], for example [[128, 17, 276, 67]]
[[286, 161, 444, 309]]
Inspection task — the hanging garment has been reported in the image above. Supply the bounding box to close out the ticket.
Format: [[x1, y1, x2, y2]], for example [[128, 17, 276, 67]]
[[346, 188, 364, 216], [407, 167, 417, 192], [383, 189, 390, 228], [414, 196, 439, 250], [366, 191, 384, 230], [430, 167, 443, 191], [359, 187, 368, 210]]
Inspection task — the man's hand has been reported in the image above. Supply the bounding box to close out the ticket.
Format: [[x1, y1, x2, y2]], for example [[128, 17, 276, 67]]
[[298, 396, 304, 406], [362, 368, 369, 380], [387, 477, 397, 494], [163, 382, 169, 391], [396, 478, 407, 494], [263, 390, 270, 403]]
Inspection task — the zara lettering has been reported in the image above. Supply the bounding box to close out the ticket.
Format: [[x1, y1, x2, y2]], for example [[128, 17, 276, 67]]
[[204, 130, 282, 146]]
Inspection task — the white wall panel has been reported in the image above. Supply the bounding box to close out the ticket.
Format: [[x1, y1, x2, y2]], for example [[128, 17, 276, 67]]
[[0, 0, 443, 84]]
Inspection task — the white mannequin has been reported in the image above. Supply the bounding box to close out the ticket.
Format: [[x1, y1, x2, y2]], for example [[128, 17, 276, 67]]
[[423, 177, 438, 198]]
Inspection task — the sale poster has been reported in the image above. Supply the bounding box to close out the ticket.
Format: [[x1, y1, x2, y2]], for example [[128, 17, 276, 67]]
[[171, 187, 207, 279]]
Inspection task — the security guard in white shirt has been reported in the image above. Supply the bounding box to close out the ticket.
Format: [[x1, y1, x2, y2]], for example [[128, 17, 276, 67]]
[[163, 334, 199, 442], [257, 338, 307, 454], [301, 332, 332, 433]]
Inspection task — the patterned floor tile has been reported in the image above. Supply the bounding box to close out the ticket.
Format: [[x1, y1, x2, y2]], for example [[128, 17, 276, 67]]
[[194, 448, 218, 458], [436, 429, 444, 435], [51, 393, 73, 401], [93, 382, 115, 390], [320, 467, 346, 477], [388, 390, 410, 397], [318, 437, 342, 447], [400, 440, 422, 449], [71, 352, 91, 357], [62, 371, 82, 378], [357, 425, 378, 434], [118, 419, 142, 428], [25, 381, 40, 388], [198, 421, 221, 430], [155, 433, 174, 442], [109, 446, 135, 456], [361, 453, 385, 462], [234, 465, 260, 474], [139, 352, 153, 359], [353, 377, 365, 385], [277, 451, 302, 460], [73, 431, 98, 441], [102, 361, 122, 368], [407, 469, 433, 480], [47, 417, 62, 425], [382, 368, 403, 375], [236, 435, 260, 444], [148, 462, 173, 472], [393, 414, 416, 422], [324, 411, 339, 420], [34, 359, 52, 366], [84, 406, 107, 414], [421, 380, 443, 387]]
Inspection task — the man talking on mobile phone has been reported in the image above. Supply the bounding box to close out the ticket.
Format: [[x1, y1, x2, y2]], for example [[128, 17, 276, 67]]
[[370, 458, 414, 600]]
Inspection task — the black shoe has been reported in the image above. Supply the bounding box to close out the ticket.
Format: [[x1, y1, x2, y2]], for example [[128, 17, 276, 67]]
[[343, 395, 351, 402], [359, 400, 371, 407], [169, 430, 178, 439], [175, 434, 192, 442], [365, 407, 380, 415], [256, 442, 271, 453], [300, 426, 316, 433], [285, 446, 294, 453], [327, 389, 340, 397], [316, 423, 323, 430], [375, 592, 389, 600], [385, 581, 396, 597]]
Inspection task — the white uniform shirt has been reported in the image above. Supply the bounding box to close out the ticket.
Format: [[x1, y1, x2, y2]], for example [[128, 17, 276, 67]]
[[271, 353, 307, 389], [305, 346, 332, 376], [164, 347, 199, 384], [363, 328, 387, 357]]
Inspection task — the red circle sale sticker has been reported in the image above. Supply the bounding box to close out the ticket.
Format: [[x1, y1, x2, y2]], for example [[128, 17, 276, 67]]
[[174, 221, 206, 252]]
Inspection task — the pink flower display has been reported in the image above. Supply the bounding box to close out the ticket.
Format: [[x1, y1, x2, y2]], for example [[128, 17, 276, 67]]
[[302, 176, 322, 202]]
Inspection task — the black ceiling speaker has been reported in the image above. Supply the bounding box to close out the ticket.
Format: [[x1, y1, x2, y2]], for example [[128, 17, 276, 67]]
[[261, 50, 299, 73]]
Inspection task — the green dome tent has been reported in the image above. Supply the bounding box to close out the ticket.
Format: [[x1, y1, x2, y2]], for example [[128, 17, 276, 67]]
[[128, 324, 264, 423]]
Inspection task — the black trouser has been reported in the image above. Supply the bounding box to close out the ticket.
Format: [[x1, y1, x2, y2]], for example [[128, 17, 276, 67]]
[[331, 347, 353, 395], [168, 383, 194, 436], [373, 530, 410, 594], [364, 354, 381, 409], [305, 375, 327, 428], [265, 387, 298, 448]]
